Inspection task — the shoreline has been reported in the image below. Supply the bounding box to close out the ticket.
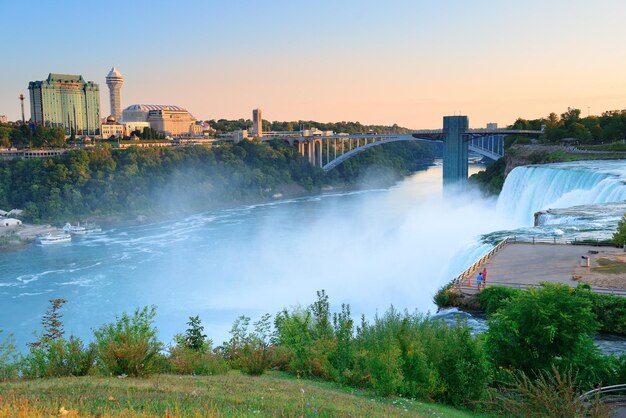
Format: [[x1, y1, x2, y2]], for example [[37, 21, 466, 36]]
[[0, 162, 433, 253]]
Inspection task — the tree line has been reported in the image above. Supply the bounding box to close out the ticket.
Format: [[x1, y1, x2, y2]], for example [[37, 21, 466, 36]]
[[0, 139, 434, 223], [205, 119, 412, 135], [512, 107, 626, 144]]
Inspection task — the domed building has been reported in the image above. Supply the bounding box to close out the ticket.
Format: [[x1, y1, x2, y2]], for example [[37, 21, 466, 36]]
[[100, 115, 124, 139], [122, 104, 198, 137]]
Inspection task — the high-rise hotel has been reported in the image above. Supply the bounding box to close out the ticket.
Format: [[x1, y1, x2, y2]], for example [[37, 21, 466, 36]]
[[28, 73, 100, 135]]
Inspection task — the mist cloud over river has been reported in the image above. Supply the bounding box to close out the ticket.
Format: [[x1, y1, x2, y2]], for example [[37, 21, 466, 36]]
[[4, 164, 520, 349]]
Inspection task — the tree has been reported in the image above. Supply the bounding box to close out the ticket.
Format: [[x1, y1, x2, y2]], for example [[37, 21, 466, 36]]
[[613, 214, 626, 246], [178, 315, 208, 351], [30, 298, 67, 346], [485, 283, 598, 374]]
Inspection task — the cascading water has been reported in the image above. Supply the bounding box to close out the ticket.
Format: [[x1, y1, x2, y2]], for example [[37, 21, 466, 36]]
[[497, 160, 626, 225]]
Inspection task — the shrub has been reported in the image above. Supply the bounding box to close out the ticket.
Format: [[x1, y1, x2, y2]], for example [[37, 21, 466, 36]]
[[485, 283, 599, 374], [575, 285, 626, 335], [419, 318, 490, 406], [491, 367, 610, 418], [356, 307, 492, 404], [169, 346, 228, 375], [20, 299, 95, 378], [93, 306, 163, 376], [274, 307, 314, 375], [21, 336, 95, 378], [0, 331, 18, 381], [359, 313, 404, 397], [614, 215, 626, 246], [477, 286, 522, 316], [221, 314, 273, 375]]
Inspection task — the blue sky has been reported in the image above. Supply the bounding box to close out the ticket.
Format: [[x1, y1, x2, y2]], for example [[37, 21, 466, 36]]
[[2, 0, 626, 128]]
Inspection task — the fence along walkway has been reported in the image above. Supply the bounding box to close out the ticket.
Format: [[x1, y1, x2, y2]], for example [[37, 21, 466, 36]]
[[450, 237, 626, 297]]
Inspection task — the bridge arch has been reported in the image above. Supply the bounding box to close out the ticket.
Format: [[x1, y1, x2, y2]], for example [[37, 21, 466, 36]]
[[322, 136, 432, 171]]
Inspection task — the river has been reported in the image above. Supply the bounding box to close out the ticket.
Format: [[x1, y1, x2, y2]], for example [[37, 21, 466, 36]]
[[1, 161, 625, 354]]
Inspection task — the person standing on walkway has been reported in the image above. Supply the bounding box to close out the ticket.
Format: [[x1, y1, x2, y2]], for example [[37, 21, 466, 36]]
[[482, 268, 487, 289], [477, 272, 483, 291]]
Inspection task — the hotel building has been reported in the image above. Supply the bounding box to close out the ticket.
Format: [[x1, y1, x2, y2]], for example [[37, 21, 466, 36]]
[[28, 73, 100, 135]]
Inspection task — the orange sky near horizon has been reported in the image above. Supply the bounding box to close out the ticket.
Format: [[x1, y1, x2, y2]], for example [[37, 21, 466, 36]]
[[2, 0, 626, 129]]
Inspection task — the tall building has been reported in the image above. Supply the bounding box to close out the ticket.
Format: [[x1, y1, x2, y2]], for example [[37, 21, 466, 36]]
[[106, 67, 124, 122], [28, 73, 100, 135], [252, 108, 262, 137]]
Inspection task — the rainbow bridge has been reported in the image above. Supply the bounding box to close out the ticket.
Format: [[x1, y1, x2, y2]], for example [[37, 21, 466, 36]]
[[270, 116, 542, 187]]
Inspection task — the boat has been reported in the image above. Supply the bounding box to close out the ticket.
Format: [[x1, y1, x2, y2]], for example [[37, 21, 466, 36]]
[[83, 222, 102, 233], [64, 222, 102, 235], [37, 233, 72, 245]]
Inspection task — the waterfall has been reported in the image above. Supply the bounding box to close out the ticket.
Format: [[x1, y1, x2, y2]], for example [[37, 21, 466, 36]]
[[497, 161, 626, 225]]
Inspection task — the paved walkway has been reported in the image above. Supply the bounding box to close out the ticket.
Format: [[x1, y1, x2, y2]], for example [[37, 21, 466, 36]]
[[458, 243, 626, 296]]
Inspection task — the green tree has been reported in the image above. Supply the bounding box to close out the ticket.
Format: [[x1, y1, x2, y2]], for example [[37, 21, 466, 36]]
[[178, 315, 208, 351], [613, 214, 626, 246], [485, 283, 598, 374]]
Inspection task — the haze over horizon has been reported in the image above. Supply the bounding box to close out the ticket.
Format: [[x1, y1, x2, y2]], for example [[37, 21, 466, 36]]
[[2, 0, 626, 129]]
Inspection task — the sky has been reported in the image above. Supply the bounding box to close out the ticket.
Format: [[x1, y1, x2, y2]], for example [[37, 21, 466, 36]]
[[2, 0, 626, 129]]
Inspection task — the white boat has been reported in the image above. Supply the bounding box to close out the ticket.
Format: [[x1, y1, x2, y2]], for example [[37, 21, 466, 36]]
[[64, 222, 88, 235], [37, 233, 72, 245], [83, 222, 102, 233]]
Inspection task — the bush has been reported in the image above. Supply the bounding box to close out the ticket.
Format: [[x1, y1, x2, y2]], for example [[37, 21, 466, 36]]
[[273, 292, 342, 379], [485, 283, 599, 374], [477, 286, 522, 316], [357, 308, 490, 405], [221, 314, 273, 375], [21, 336, 95, 378], [491, 367, 610, 418], [0, 331, 18, 381], [20, 299, 95, 378], [93, 306, 163, 376], [169, 346, 228, 375], [612, 215, 626, 246], [575, 285, 626, 334]]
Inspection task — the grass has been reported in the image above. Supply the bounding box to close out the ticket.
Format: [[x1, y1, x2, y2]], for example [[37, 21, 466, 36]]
[[0, 371, 484, 417], [593, 257, 626, 274]]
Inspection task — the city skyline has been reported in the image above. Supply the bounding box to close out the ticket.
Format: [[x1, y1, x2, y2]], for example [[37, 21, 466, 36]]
[[2, 0, 626, 129]]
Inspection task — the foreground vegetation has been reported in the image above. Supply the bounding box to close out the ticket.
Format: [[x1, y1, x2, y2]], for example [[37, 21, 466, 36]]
[[0, 372, 480, 417], [1, 285, 624, 417], [0, 139, 433, 223]]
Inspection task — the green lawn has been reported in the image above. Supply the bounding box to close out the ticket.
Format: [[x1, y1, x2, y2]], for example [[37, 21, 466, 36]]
[[0, 371, 485, 417]]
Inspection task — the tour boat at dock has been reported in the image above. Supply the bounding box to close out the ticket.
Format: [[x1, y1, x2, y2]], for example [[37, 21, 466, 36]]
[[37, 233, 72, 245], [64, 222, 102, 235]]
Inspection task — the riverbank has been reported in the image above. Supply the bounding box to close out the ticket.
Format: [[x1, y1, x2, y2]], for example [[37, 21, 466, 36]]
[[0, 223, 64, 251]]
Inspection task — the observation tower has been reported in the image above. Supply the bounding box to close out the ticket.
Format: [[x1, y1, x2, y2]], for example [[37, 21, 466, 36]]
[[106, 67, 124, 122]]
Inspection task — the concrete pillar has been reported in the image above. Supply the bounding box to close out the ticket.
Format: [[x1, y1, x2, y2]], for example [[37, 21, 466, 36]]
[[442, 116, 469, 189]]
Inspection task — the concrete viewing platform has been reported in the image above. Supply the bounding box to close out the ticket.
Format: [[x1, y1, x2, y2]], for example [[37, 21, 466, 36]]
[[456, 242, 626, 297]]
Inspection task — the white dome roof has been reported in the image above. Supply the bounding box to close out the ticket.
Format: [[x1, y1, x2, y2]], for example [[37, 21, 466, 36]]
[[106, 67, 123, 79]]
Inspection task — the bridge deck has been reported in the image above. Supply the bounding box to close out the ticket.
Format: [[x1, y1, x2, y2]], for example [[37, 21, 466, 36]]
[[458, 243, 626, 296]]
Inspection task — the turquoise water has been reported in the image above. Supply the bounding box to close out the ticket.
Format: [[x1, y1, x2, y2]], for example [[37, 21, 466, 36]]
[[2, 161, 626, 353]]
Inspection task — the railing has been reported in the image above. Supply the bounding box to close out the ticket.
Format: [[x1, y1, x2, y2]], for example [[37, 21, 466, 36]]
[[509, 236, 617, 247], [454, 280, 626, 297], [451, 237, 510, 288], [579, 384, 626, 406]]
